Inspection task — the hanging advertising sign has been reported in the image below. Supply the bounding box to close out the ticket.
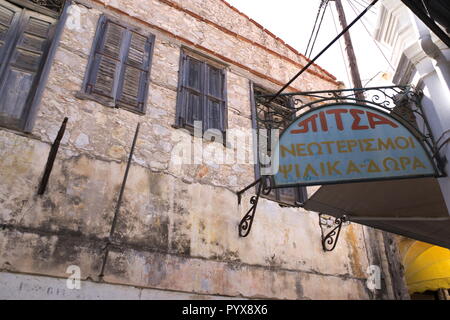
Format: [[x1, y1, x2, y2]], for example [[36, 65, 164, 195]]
[[272, 103, 437, 188]]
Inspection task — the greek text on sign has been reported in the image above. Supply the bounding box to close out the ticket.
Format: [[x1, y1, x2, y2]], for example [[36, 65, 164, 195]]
[[273, 104, 436, 187]]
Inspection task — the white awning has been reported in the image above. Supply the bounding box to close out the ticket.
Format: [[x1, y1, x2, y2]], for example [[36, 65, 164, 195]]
[[304, 177, 450, 248]]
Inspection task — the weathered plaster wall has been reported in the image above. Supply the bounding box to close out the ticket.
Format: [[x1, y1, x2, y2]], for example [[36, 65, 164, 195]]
[[0, 0, 406, 299]]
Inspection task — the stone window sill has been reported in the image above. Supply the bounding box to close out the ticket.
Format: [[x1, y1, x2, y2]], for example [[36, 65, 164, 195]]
[[75, 91, 146, 116]]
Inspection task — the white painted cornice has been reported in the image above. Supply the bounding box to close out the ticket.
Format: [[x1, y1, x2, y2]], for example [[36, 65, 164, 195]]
[[373, 0, 448, 83]]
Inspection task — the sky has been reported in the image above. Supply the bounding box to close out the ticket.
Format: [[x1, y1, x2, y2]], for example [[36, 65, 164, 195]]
[[225, 0, 394, 88]]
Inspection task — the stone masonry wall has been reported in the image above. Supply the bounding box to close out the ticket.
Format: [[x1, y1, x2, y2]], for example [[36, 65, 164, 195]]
[[0, 0, 405, 299]]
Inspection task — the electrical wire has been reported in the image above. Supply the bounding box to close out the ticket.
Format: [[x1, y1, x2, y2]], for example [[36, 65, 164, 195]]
[[363, 71, 382, 87], [307, 1, 330, 58], [305, 2, 325, 57], [352, 0, 376, 14], [349, 0, 375, 28], [358, 0, 377, 8], [347, 0, 396, 72], [351, 0, 377, 29], [268, 0, 379, 103]]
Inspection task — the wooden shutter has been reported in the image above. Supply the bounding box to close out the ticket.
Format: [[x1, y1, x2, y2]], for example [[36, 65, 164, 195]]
[[0, 5, 56, 129], [278, 188, 298, 205], [85, 17, 154, 113], [178, 55, 203, 128], [205, 64, 225, 132], [116, 30, 153, 113], [86, 18, 127, 106], [176, 53, 227, 133], [0, 0, 25, 128], [0, 1, 21, 70]]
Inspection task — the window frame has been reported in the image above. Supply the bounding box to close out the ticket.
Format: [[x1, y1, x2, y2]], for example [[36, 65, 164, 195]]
[[79, 14, 155, 115], [174, 49, 228, 137], [0, 0, 71, 133], [250, 82, 307, 207]]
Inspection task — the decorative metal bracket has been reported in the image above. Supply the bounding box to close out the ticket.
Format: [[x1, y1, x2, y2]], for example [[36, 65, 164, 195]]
[[319, 214, 348, 252], [237, 176, 272, 237]]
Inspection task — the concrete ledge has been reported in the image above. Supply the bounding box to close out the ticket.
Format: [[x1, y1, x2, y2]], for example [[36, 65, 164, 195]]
[[0, 272, 245, 300]]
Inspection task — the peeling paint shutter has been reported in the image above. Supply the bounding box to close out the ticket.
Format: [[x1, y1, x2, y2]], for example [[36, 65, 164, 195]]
[[117, 31, 154, 113], [0, 2, 56, 129], [205, 64, 225, 132], [85, 17, 154, 113], [86, 18, 126, 106], [278, 188, 297, 204], [176, 53, 226, 133], [178, 55, 204, 129], [0, 1, 21, 68], [278, 187, 307, 206]]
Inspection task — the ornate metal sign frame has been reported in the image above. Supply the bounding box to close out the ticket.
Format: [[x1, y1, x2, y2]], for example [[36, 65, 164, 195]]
[[271, 102, 440, 188], [237, 85, 446, 251]]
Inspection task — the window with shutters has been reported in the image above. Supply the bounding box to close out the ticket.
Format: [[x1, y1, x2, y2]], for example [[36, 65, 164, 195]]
[[175, 51, 227, 135], [251, 85, 307, 207], [0, 0, 64, 131], [81, 15, 155, 114]]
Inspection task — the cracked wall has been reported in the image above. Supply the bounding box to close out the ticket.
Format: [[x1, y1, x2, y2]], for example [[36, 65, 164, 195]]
[[0, 0, 408, 299]]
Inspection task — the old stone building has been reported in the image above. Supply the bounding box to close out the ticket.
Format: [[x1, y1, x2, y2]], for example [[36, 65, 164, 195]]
[[0, 0, 409, 299]]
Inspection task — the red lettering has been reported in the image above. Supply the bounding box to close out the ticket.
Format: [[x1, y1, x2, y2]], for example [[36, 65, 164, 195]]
[[290, 109, 399, 134], [319, 111, 328, 132], [350, 109, 369, 130], [326, 109, 348, 131], [367, 112, 398, 129], [291, 114, 318, 134]]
